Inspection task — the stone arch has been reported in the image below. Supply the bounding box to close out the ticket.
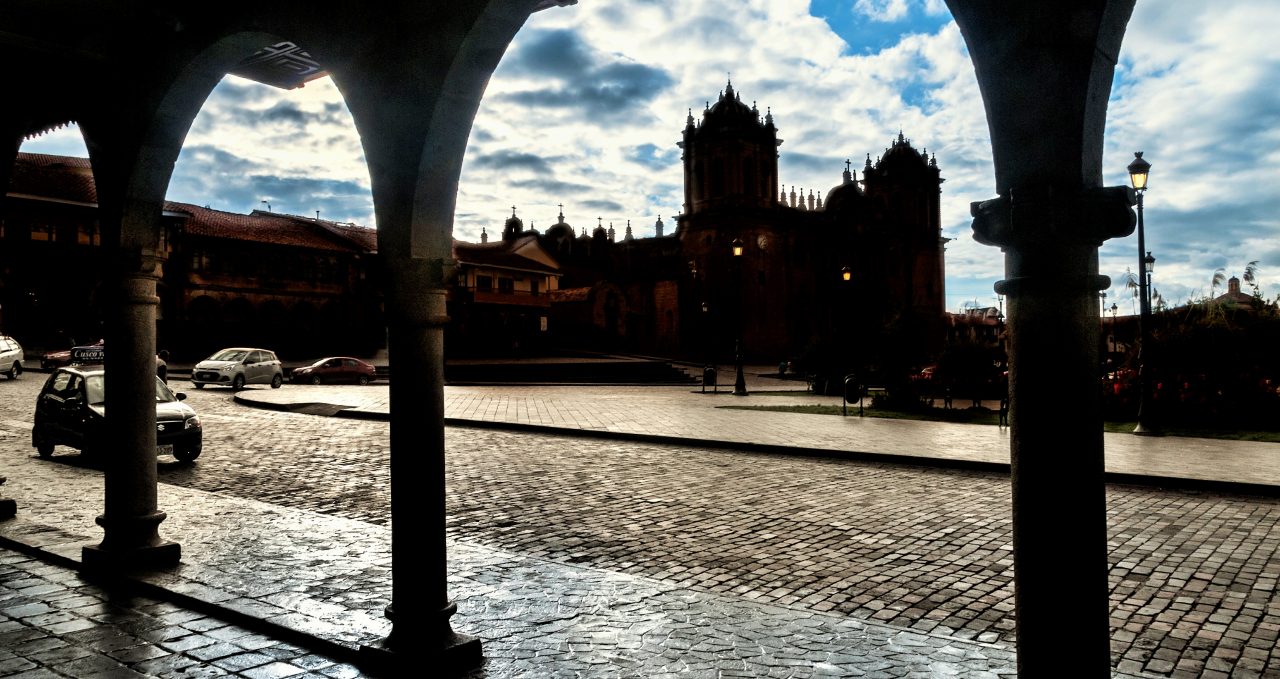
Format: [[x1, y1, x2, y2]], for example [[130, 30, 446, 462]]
[[222, 296, 257, 347], [185, 294, 221, 357]]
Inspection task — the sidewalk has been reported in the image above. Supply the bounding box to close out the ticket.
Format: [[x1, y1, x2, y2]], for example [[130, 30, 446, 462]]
[[237, 380, 1280, 492], [5, 378, 1269, 677]]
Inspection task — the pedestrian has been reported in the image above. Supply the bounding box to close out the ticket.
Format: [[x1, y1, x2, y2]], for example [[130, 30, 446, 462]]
[[156, 349, 169, 383]]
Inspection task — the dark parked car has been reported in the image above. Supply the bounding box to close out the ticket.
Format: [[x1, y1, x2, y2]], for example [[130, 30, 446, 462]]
[[33, 365, 203, 461], [291, 357, 377, 385]]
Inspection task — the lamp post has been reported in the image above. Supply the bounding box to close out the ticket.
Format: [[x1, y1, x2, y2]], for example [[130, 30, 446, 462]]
[[1128, 151, 1159, 435], [1109, 302, 1118, 364], [731, 238, 747, 395]]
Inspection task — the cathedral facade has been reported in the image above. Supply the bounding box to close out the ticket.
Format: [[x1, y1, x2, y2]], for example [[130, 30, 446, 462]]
[[499, 81, 948, 376]]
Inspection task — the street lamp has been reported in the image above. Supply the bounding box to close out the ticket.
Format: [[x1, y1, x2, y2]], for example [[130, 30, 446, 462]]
[[1128, 151, 1159, 435], [731, 238, 747, 395], [1109, 302, 1118, 364]]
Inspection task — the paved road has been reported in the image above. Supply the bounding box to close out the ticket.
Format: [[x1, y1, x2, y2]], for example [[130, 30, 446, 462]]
[[1, 376, 1279, 677]]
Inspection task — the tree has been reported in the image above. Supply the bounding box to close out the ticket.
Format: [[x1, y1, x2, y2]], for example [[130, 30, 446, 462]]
[[1123, 268, 1140, 315], [1211, 267, 1226, 299]]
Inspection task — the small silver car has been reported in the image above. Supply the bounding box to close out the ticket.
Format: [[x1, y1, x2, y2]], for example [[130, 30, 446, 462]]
[[191, 347, 284, 390], [0, 335, 23, 379]]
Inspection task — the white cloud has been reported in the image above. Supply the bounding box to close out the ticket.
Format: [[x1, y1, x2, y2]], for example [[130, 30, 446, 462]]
[[853, 0, 910, 22], [16, 0, 1277, 310]]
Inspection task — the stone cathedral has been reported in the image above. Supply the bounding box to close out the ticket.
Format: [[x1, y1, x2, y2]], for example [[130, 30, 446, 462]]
[[485, 80, 947, 374]]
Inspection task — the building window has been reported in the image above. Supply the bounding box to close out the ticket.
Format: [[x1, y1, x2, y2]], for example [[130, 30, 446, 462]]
[[30, 223, 55, 242], [77, 223, 99, 246], [530, 279, 540, 296], [476, 275, 493, 292], [497, 278, 514, 294]]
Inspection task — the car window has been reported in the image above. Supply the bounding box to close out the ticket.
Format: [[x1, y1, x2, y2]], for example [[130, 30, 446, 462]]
[[46, 372, 71, 394], [343, 359, 357, 368], [84, 375, 104, 405], [325, 359, 340, 368], [263, 351, 278, 363], [155, 376, 177, 403], [211, 349, 248, 362]]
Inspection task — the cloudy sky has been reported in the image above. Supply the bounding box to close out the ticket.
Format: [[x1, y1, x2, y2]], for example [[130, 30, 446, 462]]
[[23, 0, 1279, 314]]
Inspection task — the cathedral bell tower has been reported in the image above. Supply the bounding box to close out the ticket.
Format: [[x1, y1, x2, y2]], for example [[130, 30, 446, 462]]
[[678, 79, 781, 215]]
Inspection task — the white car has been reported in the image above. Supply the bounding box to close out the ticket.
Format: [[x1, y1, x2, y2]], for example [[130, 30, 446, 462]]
[[0, 335, 23, 379], [191, 347, 284, 390]]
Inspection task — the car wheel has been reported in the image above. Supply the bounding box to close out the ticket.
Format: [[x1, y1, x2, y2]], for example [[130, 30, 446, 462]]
[[358, 375, 370, 386], [271, 374, 283, 389], [310, 375, 322, 385], [36, 439, 53, 458], [231, 374, 245, 390], [174, 447, 201, 462], [8, 363, 20, 379]]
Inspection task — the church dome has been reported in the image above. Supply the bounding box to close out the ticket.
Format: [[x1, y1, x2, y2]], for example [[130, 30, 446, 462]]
[[824, 159, 864, 212], [701, 79, 760, 129], [504, 210, 523, 232]]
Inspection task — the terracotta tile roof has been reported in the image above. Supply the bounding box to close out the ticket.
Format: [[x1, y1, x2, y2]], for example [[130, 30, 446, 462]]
[[549, 287, 592, 302], [7, 153, 96, 204], [8, 152, 377, 253], [453, 236, 560, 275], [166, 204, 375, 253]]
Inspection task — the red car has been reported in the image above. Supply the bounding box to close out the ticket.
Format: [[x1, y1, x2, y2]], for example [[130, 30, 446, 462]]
[[42, 340, 104, 370], [290, 357, 377, 385]]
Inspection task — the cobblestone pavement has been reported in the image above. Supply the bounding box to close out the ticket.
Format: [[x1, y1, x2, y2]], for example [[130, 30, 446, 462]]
[[1, 376, 1278, 676], [0, 551, 361, 679]]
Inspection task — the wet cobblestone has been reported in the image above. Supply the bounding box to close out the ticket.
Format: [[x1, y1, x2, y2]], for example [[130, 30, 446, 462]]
[[0, 378, 1277, 675]]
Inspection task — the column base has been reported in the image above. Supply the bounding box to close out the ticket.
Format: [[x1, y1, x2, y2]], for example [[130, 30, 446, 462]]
[[82, 540, 181, 570], [360, 631, 482, 675], [0, 477, 14, 520], [82, 511, 181, 570], [1132, 423, 1162, 436]]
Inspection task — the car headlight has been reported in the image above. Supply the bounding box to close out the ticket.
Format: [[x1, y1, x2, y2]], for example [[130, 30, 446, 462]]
[[184, 416, 202, 430], [220, 365, 236, 372]]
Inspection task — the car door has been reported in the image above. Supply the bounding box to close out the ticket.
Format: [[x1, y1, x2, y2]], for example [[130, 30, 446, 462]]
[[246, 351, 267, 383], [47, 372, 85, 444], [36, 371, 72, 441]]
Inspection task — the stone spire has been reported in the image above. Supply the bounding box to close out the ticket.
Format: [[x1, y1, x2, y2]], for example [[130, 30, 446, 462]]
[[480, 226, 487, 244], [655, 215, 665, 237], [624, 220, 633, 241]]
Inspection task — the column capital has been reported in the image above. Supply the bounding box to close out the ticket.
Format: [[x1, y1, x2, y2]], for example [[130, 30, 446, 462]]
[[111, 247, 163, 278], [971, 185, 1135, 251], [383, 255, 453, 328]]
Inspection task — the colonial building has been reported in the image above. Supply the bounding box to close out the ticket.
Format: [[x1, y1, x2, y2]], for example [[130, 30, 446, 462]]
[[1, 152, 383, 359], [447, 222, 561, 356]]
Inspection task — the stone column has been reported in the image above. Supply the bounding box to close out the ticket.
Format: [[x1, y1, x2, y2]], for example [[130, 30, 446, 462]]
[[82, 251, 179, 569], [361, 256, 480, 670], [972, 187, 1132, 674], [1, 125, 22, 519]]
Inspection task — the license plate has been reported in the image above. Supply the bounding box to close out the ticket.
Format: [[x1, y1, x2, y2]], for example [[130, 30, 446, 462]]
[[157, 444, 174, 456]]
